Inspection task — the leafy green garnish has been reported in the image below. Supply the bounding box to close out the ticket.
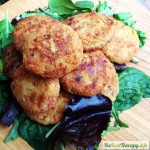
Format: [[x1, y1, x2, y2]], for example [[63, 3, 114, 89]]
[[0, 84, 9, 113], [0, 10, 12, 114], [103, 67, 150, 133], [48, 0, 94, 19], [112, 107, 129, 128], [0, 10, 13, 81], [109, 67, 150, 131], [114, 67, 150, 111], [113, 12, 137, 28], [5, 115, 59, 150], [0, 60, 7, 80], [136, 29, 147, 47], [49, 0, 77, 15], [39, 8, 64, 21], [0, 10, 14, 57], [5, 118, 19, 142], [11, 8, 65, 23], [114, 12, 132, 21], [101, 124, 120, 137], [74, 1, 94, 9], [96, 1, 114, 16]]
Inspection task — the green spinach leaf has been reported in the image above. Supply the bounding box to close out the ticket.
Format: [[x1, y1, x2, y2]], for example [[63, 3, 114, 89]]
[[113, 12, 136, 28], [0, 84, 9, 114], [74, 1, 94, 9], [101, 124, 120, 136], [0, 60, 7, 80], [114, 67, 150, 111], [112, 107, 129, 128], [49, 0, 77, 15], [96, 1, 114, 16], [136, 30, 147, 47], [114, 12, 132, 21], [0, 11, 14, 39], [0, 10, 14, 58], [39, 8, 64, 21], [5, 115, 59, 150], [5, 119, 19, 142]]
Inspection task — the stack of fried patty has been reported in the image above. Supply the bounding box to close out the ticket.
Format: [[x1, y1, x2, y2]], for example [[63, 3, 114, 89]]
[[3, 12, 139, 125]]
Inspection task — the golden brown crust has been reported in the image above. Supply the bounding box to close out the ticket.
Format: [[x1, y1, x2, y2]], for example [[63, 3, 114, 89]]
[[61, 51, 119, 100], [25, 91, 72, 125], [11, 65, 64, 124], [22, 18, 83, 78], [3, 44, 22, 79], [102, 20, 140, 64], [63, 12, 116, 52], [13, 15, 53, 51]]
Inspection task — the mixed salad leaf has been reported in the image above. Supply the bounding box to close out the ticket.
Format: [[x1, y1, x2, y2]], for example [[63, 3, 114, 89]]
[[5, 115, 59, 150], [0, 10, 14, 56], [0, 0, 149, 150], [51, 95, 112, 149], [114, 67, 150, 111]]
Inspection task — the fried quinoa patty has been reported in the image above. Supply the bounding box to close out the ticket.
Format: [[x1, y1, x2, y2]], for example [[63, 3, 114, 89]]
[[102, 20, 140, 64], [21, 16, 83, 78], [11, 65, 63, 124], [63, 12, 116, 52], [25, 91, 72, 125], [13, 15, 53, 51], [3, 44, 22, 79], [61, 51, 119, 100]]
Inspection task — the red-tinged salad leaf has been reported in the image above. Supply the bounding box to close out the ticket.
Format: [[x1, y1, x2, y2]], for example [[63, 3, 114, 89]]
[[113, 63, 127, 72], [1, 95, 22, 126], [48, 94, 112, 149]]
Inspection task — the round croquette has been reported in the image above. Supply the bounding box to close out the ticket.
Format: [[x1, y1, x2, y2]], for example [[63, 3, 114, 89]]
[[25, 91, 72, 125], [60, 51, 119, 100], [13, 15, 53, 51], [11, 65, 63, 124], [22, 18, 83, 78], [3, 44, 22, 79], [63, 12, 116, 52], [102, 20, 140, 64]]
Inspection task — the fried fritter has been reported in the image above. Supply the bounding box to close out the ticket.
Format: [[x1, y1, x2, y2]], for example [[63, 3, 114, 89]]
[[61, 51, 119, 100], [22, 18, 83, 78], [25, 91, 72, 125], [63, 12, 116, 52], [11, 65, 64, 124], [102, 20, 139, 64], [13, 15, 53, 51], [3, 44, 22, 79]]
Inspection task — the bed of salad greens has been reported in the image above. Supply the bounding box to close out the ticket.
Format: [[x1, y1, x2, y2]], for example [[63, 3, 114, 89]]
[[0, 0, 149, 150]]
